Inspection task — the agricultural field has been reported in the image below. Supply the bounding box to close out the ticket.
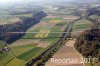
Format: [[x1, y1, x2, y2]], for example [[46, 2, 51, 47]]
[[40, 26, 62, 42], [15, 14, 32, 17], [22, 16, 68, 40], [17, 47, 43, 61], [10, 44, 36, 56], [34, 30, 50, 38], [89, 15, 100, 20], [0, 15, 20, 24], [6, 47, 43, 66], [73, 19, 92, 31], [0, 40, 43, 66], [6, 58, 25, 66], [0, 41, 15, 66], [0, 40, 5, 48], [0, 14, 70, 66], [41, 18, 62, 22], [71, 19, 92, 38]]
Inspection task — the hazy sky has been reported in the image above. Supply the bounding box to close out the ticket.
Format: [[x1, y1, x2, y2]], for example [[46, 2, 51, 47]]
[[0, 0, 75, 5], [0, 0, 73, 3], [0, 0, 98, 3]]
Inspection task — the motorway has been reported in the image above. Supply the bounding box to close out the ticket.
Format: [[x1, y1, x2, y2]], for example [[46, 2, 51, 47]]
[[26, 18, 80, 66]]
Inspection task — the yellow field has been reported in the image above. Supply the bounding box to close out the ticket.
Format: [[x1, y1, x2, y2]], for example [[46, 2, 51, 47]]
[[49, 20, 62, 23], [34, 30, 50, 38]]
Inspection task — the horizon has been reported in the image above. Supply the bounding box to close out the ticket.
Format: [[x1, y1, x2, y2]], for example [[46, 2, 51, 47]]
[[0, 0, 99, 6]]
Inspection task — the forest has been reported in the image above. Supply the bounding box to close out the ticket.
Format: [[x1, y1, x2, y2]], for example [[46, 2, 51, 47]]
[[74, 29, 100, 62]]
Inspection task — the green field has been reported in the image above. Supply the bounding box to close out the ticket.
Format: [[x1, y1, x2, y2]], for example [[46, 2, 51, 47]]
[[39, 26, 52, 30], [74, 23, 91, 29], [0, 41, 5, 48], [0, 51, 15, 66], [89, 15, 100, 20], [0, 42, 43, 66], [40, 26, 63, 42], [15, 14, 32, 17], [22, 26, 52, 39], [17, 47, 43, 61], [10, 44, 36, 56], [41, 18, 62, 22], [0, 15, 20, 24], [73, 19, 92, 31], [22, 27, 40, 39], [55, 22, 68, 26], [6, 58, 25, 66]]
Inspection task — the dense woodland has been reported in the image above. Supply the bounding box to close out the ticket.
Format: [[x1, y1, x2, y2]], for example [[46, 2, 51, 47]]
[[74, 29, 100, 62], [0, 11, 47, 44]]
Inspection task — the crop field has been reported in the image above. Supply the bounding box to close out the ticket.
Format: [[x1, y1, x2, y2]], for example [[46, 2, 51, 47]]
[[41, 18, 62, 22], [0, 16, 20, 24], [39, 26, 52, 30], [0, 41, 43, 66], [10, 44, 36, 56], [40, 26, 63, 43], [89, 15, 100, 20], [71, 19, 92, 37], [22, 27, 41, 39], [0, 41, 5, 48], [15, 14, 32, 17], [22, 26, 52, 39], [17, 47, 43, 61], [55, 22, 68, 26], [21, 16, 69, 43], [74, 23, 91, 29], [34, 30, 50, 38], [22, 17, 64, 39], [6, 47, 43, 66], [73, 19, 92, 31], [0, 50, 15, 66], [49, 20, 62, 23], [6, 58, 25, 66]]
